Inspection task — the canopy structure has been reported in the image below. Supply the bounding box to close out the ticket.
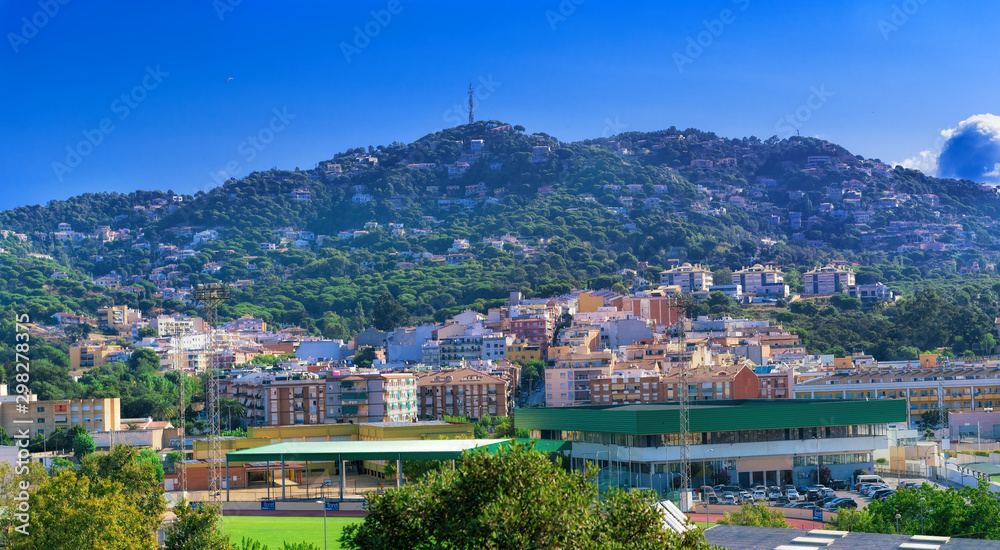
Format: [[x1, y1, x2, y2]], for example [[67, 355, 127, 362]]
[[224, 438, 518, 501], [226, 438, 511, 463]]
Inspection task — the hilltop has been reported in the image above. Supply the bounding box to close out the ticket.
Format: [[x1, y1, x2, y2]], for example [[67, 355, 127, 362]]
[[1, 120, 1000, 340]]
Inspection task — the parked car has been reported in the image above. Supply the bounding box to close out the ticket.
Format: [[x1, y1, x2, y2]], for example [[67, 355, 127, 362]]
[[815, 496, 838, 508], [784, 484, 797, 494], [786, 489, 799, 501], [819, 488, 836, 499], [739, 491, 753, 503], [872, 489, 894, 501], [864, 484, 889, 497], [787, 502, 820, 510], [830, 479, 849, 490], [771, 496, 790, 506], [752, 490, 766, 501], [720, 494, 737, 505], [805, 490, 820, 502], [707, 495, 719, 504], [699, 486, 716, 496], [825, 498, 858, 511]]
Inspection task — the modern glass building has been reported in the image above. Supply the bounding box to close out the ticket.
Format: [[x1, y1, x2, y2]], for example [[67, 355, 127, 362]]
[[515, 399, 905, 493]]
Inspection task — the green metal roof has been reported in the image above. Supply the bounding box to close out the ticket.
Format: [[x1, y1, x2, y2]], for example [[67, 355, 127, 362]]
[[225, 439, 511, 462], [515, 399, 907, 435], [958, 462, 1000, 476]]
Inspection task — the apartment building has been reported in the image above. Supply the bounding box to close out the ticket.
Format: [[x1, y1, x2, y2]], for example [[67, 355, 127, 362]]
[[613, 294, 685, 327], [69, 340, 128, 370], [231, 377, 327, 427], [417, 368, 509, 420], [659, 263, 713, 294], [803, 265, 856, 295], [438, 334, 484, 367], [96, 305, 139, 330], [327, 373, 418, 423], [0, 398, 120, 437], [733, 264, 789, 296], [794, 360, 1000, 425], [510, 316, 554, 356], [545, 346, 616, 406], [588, 365, 760, 405], [153, 314, 205, 337], [507, 342, 542, 365], [482, 333, 513, 361]]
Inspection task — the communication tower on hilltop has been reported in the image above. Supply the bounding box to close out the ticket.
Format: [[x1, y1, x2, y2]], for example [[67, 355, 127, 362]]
[[193, 283, 231, 506], [468, 83, 474, 124]]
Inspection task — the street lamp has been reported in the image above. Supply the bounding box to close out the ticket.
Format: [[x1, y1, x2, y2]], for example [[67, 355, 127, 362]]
[[920, 497, 926, 535], [703, 448, 714, 489], [703, 448, 714, 528], [315, 499, 328, 550], [813, 434, 821, 486], [895, 513, 901, 533]]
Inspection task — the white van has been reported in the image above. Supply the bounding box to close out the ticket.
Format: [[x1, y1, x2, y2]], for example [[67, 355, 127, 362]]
[[854, 474, 884, 490]]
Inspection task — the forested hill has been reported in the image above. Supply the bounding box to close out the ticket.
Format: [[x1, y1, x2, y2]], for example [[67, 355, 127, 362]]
[[3, 120, 1000, 345]]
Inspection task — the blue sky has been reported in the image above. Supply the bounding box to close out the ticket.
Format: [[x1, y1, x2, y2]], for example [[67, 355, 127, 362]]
[[1, 0, 998, 209]]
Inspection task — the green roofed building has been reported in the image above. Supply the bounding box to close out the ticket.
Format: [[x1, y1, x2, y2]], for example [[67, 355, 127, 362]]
[[514, 399, 906, 494]]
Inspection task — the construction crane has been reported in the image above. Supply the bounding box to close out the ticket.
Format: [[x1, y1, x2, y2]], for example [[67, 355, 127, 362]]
[[193, 283, 231, 506], [675, 298, 691, 506]]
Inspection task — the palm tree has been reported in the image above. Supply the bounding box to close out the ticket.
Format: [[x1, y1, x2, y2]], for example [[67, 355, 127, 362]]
[[218, 398, 246, 430]]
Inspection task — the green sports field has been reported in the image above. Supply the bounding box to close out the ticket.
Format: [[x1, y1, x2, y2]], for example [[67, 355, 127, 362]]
[[224, 516, 364, 549]]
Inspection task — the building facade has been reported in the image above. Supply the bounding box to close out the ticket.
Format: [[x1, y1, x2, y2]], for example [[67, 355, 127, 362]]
[[417, 368, 509, 420], [516, 399, 903, 492], [803, 265, 856, 295], [326, 373, 418, 424], [659, 263, 714, 294], [0, 398, 121, 437]]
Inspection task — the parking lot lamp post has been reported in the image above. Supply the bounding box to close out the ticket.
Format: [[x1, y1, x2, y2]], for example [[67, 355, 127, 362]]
[[315, 500, 328, 550]]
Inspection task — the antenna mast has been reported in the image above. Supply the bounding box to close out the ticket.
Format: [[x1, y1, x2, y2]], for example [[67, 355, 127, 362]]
[[193, 283, 231, 508], [173, 336, 186, 494], [677, 298, 691, 497], [468, 83, 474, 124]]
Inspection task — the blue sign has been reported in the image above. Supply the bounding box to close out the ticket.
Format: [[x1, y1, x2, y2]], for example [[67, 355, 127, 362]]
[[812, 509, 823, 522], [261, 501, 276, 511], [324, 501, 339, 511]]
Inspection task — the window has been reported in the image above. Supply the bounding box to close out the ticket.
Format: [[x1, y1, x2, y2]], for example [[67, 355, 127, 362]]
[[94, 404, 103, 411], [83, 416, 90, 422], [95, 416, 103, 422], [70, 405, 79, 412], [83, 405, 90, 411], [36, 406, 45, 412], [71, 416, 79, 423], [55, 404, 67, 412], [37, 418, 44, 423]]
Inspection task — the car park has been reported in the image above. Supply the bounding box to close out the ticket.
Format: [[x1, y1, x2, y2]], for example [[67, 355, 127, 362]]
[[786, 489, 800, 501], [752, 489, 766, 501], [739, 491, 753, 503], [720, 494, 737, 505]]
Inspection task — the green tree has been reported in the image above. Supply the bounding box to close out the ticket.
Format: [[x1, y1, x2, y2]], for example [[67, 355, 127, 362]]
[[340, 441, 715, 549], [353, 347, 377, 369], [163, 501, 231, 550], [6, 471, 160, 549], [0, 426, 11, 446], [72, 430, 96, 458], [137, 326, 159, 338], [715, 503, 791, 528], [371, 290, 409, 331], [137, 448, 166, 482]]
